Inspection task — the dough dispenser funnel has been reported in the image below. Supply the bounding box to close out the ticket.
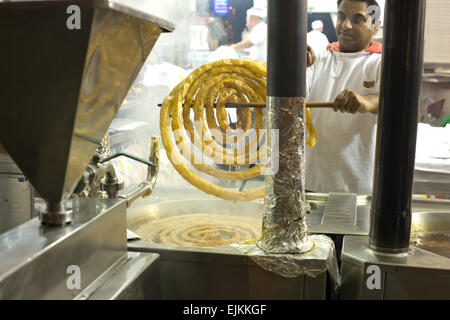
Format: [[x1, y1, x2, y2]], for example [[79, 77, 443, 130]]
[[0, 0, 174, 224]]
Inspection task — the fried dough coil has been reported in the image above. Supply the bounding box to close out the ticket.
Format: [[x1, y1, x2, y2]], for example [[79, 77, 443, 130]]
[[160, 59, 317, 201]]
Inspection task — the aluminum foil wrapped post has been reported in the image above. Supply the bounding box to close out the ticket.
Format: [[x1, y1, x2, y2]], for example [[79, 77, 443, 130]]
[[257, 0, 313, 253], [258, 97, 313, 253]]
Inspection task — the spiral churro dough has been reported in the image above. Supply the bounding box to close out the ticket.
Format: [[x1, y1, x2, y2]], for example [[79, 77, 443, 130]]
[[160, 59, 317, 201], [135, 213, 261, 247]]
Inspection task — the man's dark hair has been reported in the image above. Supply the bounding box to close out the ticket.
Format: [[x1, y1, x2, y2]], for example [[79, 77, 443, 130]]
[[337, 0, 381, 24], [337, 0, 380, 8]]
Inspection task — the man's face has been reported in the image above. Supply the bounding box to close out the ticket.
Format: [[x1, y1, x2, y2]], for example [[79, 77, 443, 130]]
[[336, 0, 378, 52]]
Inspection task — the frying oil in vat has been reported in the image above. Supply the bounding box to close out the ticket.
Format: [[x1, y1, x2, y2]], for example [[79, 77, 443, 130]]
[[133, 213, 261, 247], [411, 232, 450, 258]]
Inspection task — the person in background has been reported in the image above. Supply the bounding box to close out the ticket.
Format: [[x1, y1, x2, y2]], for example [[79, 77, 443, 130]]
[[206, 18, 238, 63], [231, 7, 267, 62], [307, 20, 330, 55], [205, 18, 239, 126], [206, 18, 233, 52], [305, 0, 382, 195]]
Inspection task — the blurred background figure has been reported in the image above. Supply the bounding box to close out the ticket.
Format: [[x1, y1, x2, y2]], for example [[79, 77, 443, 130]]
[[205, 17, 238, 125], [231, 6, 267, 62], [206, 17, 238, 62], [307, 20, 330, 54], [206, 17, 233, 51]]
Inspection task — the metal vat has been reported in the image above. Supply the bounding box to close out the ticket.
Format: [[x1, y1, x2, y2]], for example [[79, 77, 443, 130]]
[[127, 197, 335, 300]]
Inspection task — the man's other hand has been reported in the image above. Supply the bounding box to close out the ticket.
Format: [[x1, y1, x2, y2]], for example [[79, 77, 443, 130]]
[[332, 90, 379, 114], [307, 45, 315, 67]]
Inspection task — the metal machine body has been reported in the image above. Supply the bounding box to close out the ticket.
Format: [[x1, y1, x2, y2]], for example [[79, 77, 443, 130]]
[[306, 194, 450, 299], [128, 241, 328, 300], [340, 235, 450, 300], [336, 201, 450, 299], [0, 0, 174, 225], [0, 154, 34, 234], [0, 0, 173, 299], [347, 192, 450, 300], [0, 197, 161, 299]]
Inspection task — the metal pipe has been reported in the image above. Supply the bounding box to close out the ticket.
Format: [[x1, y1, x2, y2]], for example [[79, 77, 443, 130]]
[[100, 152, 156, 168], [101, 162, 124, 198], [118, 182, 153, 208], [224, 102, 333, 109], [258, 0, 312, 254], [369, 0, 426, 253], [118, 136, 160, 207], [39, 200, 72, 226], [267, 0, 307, 97]]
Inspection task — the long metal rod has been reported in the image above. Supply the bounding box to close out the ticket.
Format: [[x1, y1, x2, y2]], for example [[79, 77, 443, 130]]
[[369, 0, 426, 253], [224, 102, 333, 109], [157, 102, 332, 108]]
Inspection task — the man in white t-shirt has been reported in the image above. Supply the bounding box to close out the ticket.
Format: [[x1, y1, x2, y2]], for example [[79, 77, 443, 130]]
[[231, 7, 267, 62], [307, 20, 330, 55], [305, 0, 382, 195]]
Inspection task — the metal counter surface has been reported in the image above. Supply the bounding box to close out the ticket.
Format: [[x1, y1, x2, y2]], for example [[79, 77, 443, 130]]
[[340, 235, 450, 300], [0, 198, 127, 299]]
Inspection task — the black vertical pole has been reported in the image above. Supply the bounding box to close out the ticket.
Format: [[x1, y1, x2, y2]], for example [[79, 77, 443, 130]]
[[369, 0, 426, 253], [267, 0, 307, 97]]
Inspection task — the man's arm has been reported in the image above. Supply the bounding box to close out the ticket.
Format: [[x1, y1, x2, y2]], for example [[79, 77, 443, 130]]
[[231, 39, 253, 52], [332, 90, 379, 114], [307, 45, 315, 67]]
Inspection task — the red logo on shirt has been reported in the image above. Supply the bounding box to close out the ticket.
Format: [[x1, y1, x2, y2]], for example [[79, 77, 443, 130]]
[[363, 81, 376, 89]]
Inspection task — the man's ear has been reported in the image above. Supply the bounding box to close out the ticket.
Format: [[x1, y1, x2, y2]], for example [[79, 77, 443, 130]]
[[372, 19, 381, 35]]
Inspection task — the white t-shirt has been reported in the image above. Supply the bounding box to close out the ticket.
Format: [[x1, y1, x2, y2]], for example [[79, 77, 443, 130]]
[[207, 46, 239, 63], [307, 30, 330, 55], [305, 49, 382, 195], [248, 22, 267, 62]]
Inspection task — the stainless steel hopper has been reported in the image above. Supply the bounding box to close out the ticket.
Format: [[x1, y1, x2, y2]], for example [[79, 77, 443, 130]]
[[0, 0, 174, 224]]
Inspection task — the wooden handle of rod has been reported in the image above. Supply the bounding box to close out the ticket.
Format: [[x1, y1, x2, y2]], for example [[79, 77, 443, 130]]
[[306, 102, 334, 108]]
